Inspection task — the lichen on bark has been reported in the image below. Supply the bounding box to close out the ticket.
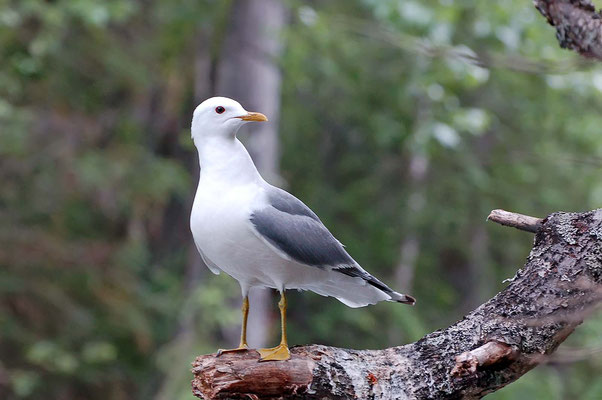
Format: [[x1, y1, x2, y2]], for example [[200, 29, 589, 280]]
[[191, 209, 602, 399], [534, 0, 602, 59]]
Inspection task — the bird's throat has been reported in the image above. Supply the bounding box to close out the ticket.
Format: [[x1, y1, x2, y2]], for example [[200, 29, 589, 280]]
[[197, 138, 262, 185]]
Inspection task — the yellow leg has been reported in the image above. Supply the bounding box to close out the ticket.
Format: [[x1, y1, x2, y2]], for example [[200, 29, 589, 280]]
[[258, 291, 291, 361], [216, 296, 249, 356]]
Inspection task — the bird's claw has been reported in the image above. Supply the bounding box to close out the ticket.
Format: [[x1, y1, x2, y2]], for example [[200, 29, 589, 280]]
[[257, 343, 290, 361]]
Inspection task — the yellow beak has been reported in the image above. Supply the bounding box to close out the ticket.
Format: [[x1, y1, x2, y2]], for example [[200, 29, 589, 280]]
[[237, 112, 268, 122]]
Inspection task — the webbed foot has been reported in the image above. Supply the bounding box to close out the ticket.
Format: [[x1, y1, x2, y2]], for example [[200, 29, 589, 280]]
[[257, 343, 290, 361]]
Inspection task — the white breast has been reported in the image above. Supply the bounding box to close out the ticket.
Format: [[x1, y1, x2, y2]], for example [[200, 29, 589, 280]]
[[191, 178, 281, 289]]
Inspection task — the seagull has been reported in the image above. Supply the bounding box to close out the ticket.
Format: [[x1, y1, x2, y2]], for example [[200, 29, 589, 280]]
[[190, 97, 415, 361]]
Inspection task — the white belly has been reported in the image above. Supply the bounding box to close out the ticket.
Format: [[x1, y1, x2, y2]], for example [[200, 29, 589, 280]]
[[191, 180, 285, 289]]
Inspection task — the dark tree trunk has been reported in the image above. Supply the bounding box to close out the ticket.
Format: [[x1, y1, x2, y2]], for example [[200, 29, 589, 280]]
[[191, 208, 602, 399]]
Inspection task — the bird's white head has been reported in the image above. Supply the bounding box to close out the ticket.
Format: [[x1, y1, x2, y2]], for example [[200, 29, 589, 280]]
[[191, 97, 268, 144]]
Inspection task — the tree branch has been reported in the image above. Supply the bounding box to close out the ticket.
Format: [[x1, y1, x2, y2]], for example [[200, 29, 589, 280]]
[[191, 209, 602, 399], [534, 0, 602, 60], [487, 209, 542, 233]]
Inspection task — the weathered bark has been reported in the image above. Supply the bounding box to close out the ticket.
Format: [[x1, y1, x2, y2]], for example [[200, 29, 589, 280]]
[[191, 208, 602, 399], [534, 0, 602, 60]]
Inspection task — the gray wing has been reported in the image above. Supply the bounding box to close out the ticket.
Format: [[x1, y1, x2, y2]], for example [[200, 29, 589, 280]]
[[250, 186, 396, 295]]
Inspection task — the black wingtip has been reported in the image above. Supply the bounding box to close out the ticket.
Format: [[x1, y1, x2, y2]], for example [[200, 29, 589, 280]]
[[393, 293, 416, 305]]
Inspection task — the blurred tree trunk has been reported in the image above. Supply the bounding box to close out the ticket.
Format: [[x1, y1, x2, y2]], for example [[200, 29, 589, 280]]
[[394, 153, 428, 295], [463, 223, 492, 311], [392, 95, 432, 338], [394, 95, 431, 296], [214, 0, 288, 348], [463, 132, 497, 310]]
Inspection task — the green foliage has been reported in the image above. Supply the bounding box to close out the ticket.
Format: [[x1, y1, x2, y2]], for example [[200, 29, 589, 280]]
[[1, 0, 602, 399]]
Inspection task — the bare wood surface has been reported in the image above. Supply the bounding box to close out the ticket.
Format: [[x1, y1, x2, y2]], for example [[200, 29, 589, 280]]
[[451, 341, 519, 378], [534, 0, 602, 60], [487, 209, 543, 233], [192, 209, 602, 399], [192, 350, 315, 399]]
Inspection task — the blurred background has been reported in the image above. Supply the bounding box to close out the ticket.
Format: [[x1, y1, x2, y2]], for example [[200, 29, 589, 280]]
[[2, 0, 602, 399]]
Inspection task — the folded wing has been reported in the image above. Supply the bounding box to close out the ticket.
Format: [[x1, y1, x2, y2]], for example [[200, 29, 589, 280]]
[[249, 186, 415, 305]]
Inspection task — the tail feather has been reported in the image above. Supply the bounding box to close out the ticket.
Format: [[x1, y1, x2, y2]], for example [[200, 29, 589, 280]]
[[333, 264, 416, 306]]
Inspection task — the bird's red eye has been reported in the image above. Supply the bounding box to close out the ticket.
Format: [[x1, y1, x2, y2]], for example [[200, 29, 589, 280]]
[[215, 106, 225, 114]]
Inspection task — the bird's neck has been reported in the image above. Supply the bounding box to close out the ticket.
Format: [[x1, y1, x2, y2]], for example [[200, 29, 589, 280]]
[[196, 137, 263, 185]]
